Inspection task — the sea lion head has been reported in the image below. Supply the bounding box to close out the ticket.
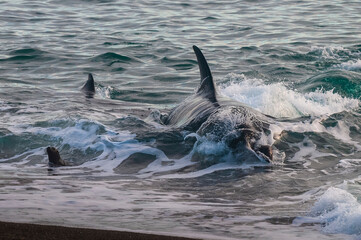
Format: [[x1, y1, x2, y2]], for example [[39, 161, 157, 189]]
[[46, 146, 63, 166], [224, 130, 273, 163], [256, 145, 273, 161]]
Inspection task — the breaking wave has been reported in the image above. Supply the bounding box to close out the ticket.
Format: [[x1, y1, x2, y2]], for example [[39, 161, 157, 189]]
[[220, 73, 360, 118], [294, 186, 361, 238]]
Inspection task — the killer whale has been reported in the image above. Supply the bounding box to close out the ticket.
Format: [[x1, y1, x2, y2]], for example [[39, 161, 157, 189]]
[[164, 46, 274, 162]]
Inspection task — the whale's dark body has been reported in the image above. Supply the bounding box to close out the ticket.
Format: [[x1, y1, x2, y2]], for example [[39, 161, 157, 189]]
[[79, 46, 274, 163], [164, 46, 274, 162]]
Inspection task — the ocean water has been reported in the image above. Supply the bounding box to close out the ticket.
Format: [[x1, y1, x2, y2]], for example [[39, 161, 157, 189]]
[[1, 0, 361, 239]]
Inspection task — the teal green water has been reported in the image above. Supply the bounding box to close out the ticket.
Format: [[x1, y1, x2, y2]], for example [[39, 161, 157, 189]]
[[1, 1, 361, 239]]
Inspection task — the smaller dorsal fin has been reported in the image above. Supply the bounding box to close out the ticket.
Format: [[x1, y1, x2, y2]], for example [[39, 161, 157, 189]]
[[193, 46, 217, 103], [81, 73, 95, 97]]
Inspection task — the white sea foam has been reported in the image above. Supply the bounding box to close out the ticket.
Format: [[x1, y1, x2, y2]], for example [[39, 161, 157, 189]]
[[294, 187, 361, 238], [310, 46, 361, 72], [287, 138, 334, 166], [160, 162, 256, 179], [327, 120, 361, 150], [310, 46, 351, 60], [1, 117, 275, 178], [2, 119, 140, 171], [219, 73, 359, 118], [310, 46, 361, 61], [338, 59, 361, 71], [97, 85, 115, 99], [336, 159, 361, 176]]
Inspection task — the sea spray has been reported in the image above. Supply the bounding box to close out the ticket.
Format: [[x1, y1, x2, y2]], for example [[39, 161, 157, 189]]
[[220, 73, 360, 118], [294, 186, 361, 237]]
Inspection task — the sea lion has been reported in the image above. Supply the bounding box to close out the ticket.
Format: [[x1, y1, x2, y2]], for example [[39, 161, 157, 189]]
[[46, 147, 70, 167]]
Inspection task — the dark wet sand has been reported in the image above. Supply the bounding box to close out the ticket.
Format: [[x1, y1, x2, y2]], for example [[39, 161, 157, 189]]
[[0, 221, 200, 240]]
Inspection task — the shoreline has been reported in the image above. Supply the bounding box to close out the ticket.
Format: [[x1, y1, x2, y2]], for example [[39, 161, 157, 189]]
[[0, 221, 201, 240]]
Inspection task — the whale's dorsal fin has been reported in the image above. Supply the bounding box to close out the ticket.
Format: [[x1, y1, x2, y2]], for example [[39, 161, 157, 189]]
[[193, 45, 212, 83], [198, 76, 217, 103], [193, 46, 217, 103], [82, 73, 95, 92], [81, 73, 95, 97]]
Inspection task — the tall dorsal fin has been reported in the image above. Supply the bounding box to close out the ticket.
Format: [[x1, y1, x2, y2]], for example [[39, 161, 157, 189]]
[[81, 73, 95, 97], [193, 45, 213, 83], [193, 45, 217, 103]]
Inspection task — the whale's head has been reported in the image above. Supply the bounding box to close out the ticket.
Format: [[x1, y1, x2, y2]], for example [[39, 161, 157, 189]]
[[197, 106, 273, 163]]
